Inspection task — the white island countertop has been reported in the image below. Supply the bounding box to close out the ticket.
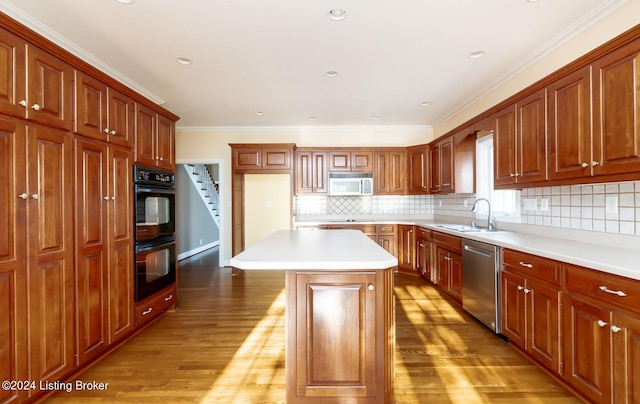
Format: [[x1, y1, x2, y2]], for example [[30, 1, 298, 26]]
[[230, 229, 398, 270]]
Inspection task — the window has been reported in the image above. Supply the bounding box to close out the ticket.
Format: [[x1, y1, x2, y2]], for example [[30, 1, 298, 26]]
[[475, 135, 520, 221]]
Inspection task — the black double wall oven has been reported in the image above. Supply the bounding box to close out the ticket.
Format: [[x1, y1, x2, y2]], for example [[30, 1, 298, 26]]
[[134, 165, 176, 302]]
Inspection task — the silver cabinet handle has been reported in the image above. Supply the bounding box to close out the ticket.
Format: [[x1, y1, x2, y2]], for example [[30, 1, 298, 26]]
[[598, 320, 607, 328], [104, 196, 110, 200], [164, 294, 173, 301], [103, 128, 110, 134], [110, 130, 117, 135], [509, 173, 515, 177], [611, 325, 621, 333], [524, 288, 530, 294], [19, 192, 29, 200], [591, 161, 599, 167], [519, 262, 533, 268], [142, 308, 153, 315], [517, 285, 524, 291], [581, 162, 589, 168], [111, 196, 116, 200], [599, 285, 627, 297], [31, 103, 41, 111], [368, 284, 374, 291], [19, 100, 27, 107], [31, 194, 39, 199]]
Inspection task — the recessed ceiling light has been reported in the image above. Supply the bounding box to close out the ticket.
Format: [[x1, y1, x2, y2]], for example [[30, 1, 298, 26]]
[[176, 57, 193, 65], [325, 70, 339, 77], [256, 112, 264, 116], [468, 51, 485, 59], [309, 116, 316, 120], [371, 116, 380, 120], [527, 0, 541, 3], [115, 0, 134, 4], [327, 9, 347, 21], [420, 101, 431, 106]]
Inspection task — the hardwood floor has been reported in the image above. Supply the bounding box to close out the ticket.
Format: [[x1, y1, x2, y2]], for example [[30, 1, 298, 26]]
[[45, 248, 580, 403]]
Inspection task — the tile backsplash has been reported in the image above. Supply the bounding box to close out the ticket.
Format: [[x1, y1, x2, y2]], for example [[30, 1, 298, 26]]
[[295, 180, 640, 237]]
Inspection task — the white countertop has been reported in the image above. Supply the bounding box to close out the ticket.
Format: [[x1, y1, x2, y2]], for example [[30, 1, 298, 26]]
[[230, 229, 399, 270], [294, 216, 640, 281]]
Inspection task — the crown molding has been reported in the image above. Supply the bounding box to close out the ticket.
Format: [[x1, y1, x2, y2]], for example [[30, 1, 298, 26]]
[[0, 2, 166, 105], [176, 125, 433, 133]]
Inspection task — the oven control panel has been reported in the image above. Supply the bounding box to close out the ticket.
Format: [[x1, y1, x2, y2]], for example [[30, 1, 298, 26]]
[[134, 166, 175, 187]]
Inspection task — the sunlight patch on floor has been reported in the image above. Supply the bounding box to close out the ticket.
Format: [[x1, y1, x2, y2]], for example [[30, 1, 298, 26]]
[[199, 288, 286, 403]]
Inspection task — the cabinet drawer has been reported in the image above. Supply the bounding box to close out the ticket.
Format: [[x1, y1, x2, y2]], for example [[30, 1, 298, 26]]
[[565, 264, 640, 313], [416, 227, 431, 240], [135, 285, 176, 327], [432, 231, 461, 254], [327, 224, 377, 235], [502, 249, 562, 286], [377, 224, 396, 235]]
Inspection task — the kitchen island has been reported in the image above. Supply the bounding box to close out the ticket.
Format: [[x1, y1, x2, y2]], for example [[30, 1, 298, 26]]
[[230, 230, 398, 403]]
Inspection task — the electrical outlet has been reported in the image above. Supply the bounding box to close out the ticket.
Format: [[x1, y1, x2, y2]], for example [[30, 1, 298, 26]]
[[199, 239, 203, 245]]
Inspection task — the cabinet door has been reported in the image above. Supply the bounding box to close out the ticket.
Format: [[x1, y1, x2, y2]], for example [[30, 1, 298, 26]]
[[0, 118, 28, 404], [108, 147, 134, 343], [517, 89, 547, 183], [75, 139, 109, 365], [436, 247, 449, 290], [526, 279, 560, 374], [351, 151, 373, 172], [135, 103, 157, 167], [408, 146, 428, 193], [611, 311, 640, 404], [288, 271, 379, 400], [449, 252, 463, 303], [0, 27, 26, 118], [261, 147, 291, 170], [107, 87, 134, 148], [74, 70, 108, 142], [429, 145, 441, 193], [440, 140, 453, 192], [377, 235, 396, 257], [563, 294, 611, 404], [494, 105, 517, 186], [374, 151, 388, 193], [26, 124, 75, 384], [501, 271, 526, 348], [416, 238, 431, 280], [329, 151, 351, 171], [26, 46, 73, 130], [397, 225, 415, 272], [312, 151, 327, 192], [295, 151, 327, 193], [548, 66, 592, 180], [157, 114, 175, 170], [592, 40, 640, 176], [233, 147, 261, 171]]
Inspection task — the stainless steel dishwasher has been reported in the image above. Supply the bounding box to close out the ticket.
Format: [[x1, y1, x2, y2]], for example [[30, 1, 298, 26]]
[[462, 238, 501, 333]]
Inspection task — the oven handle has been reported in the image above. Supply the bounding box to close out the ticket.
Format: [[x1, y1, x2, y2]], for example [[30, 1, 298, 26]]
[[135, 186, 176, 194], [135, 236, 176, 253]]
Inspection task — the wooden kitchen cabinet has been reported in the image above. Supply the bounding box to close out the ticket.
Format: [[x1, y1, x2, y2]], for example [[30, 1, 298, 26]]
[[415, 227, 432, 281], [295, 149, 327, 193], [74, 70, 135, 148], [407, 144, 429, 194], [432, 231, 462, 304], [610, 311, 640, 404], [231, 143, 294, 172], [285, 268, 394, 403], [501, 249, 562, 374], [135, 284, 176, 328], [374, 149, 406, 194], [376, 224, 396, 257], [494, 89, 547, 188], [397, 225, 416, 273], [135, 103, 175, 170], [75, 140, 134, 365], [328, 150, 373, 172], [429, 139, 453, 193], [0, 26, 27, 119]]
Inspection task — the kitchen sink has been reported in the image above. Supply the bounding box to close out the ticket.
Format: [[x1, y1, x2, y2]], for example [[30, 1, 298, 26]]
[[436, 224, 504, 233]]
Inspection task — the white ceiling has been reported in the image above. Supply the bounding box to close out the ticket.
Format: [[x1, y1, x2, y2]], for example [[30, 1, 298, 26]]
[[0, 0, 627, 129]]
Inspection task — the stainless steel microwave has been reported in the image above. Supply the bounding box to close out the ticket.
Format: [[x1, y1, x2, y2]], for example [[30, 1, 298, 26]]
[[329, 173, 373, 196]]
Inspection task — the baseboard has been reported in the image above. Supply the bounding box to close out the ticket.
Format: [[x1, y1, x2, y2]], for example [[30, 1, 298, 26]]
[[177, 241, 219, 261]]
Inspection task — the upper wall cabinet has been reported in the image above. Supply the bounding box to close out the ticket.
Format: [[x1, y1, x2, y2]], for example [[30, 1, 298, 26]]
[[295, 149, 328, 194], [494, 89, 547, 188], [231, 144, 294, 172], [0, 27, 73, 130], [430, 133, 475, 194], [374, 150, 406, 194], [407, 145, 429, 194], [329, 150, 373, 172], [429, 138, 452, 193], [74, 70, 135, 148], [135, 103, 175, 170]]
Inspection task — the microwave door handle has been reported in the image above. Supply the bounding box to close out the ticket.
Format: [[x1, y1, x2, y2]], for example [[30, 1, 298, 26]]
[[359, 180, 363, 194]]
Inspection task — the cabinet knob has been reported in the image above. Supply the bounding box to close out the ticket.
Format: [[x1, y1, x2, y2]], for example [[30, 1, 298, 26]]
[[111, 196, 116, 200], [517, 285, 524, 291], [19, 100, 27, 107], [19, 192, 29, 200], [509, 173, 515, 178], [581, 162, 589, 168], [31, 194, 39, 200], [103, 128, 110, 134], [104, 195, 110, 200], [597, 320, 607, 328], [524, 288, 530, 294], [31, 103, 41, 111], [110, 130, 117, 136], [367, 284, 374, 291], [591, 161, 599, 167], [611, 325, 621, 333]]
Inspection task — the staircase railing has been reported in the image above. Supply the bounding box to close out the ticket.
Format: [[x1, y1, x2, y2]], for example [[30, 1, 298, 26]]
[[183, 164, 220, 227]]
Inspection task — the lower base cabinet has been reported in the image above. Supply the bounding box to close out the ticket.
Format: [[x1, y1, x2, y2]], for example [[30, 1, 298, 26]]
[[135, 285, 177, 328], [285, 268, 394, 403]]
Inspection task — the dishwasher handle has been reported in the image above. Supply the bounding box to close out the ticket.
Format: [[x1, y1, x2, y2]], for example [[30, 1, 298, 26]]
[[463, 245, 493, 258]]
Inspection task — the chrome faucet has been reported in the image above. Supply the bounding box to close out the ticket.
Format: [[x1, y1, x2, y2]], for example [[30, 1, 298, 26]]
[[471, 198, 495, 230]]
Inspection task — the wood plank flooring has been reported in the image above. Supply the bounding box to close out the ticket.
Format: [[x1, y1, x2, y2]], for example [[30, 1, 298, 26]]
[[45, 248, 581, 403]]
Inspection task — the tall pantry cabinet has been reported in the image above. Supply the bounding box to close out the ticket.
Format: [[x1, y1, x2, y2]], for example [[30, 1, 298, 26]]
[[0, 13, 178, 402]]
